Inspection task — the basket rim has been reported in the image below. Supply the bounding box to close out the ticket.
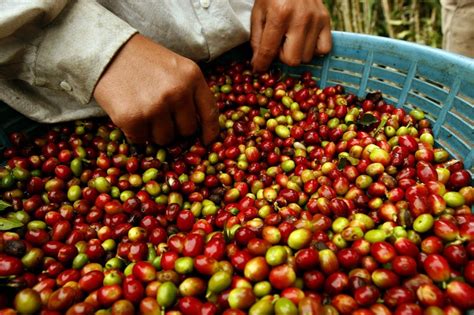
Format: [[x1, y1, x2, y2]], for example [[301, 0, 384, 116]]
[[331, 31, 474, 69]]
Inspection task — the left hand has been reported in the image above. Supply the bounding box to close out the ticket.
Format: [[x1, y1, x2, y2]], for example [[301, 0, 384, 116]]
[[250, 0, 332, 72]]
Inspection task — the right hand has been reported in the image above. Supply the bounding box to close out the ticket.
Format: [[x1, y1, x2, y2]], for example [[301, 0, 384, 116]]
[[93, 34, 219, 145], [250, 0, 332, 72]]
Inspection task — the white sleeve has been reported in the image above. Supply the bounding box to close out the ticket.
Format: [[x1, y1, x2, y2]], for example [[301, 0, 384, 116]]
[[0, 0, 137, 104], [194, 0, 255, 60]]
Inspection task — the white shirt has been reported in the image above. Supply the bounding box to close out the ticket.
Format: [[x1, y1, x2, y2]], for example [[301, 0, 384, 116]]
[[0, 0, 254, 123]]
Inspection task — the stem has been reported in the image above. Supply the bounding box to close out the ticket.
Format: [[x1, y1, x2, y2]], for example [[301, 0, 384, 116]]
[[273, 201, 281, 211], [370, 4, 378, 35], [354, 0, 363, 34], [205, 290, 218, 301], [350, 0, 356, 33], [372, 115, 389, 136], [341, 0, 353, 32], [382, 0, 395, 38], [442, 159, 462, 169], [364, 0, 370, 34]]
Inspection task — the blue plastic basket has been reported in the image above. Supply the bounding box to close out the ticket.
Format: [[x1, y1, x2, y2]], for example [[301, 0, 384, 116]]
[[1, 31, 473, 173], [285, 32, 474, 174]]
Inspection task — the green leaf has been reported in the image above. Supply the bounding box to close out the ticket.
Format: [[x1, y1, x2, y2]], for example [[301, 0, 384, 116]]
[[337, 157, 348, 170], [396, 30, 412, 39], [223, 225, 233, 243], [388, 20, 404, 26], [0, 217, 23, 231], [0, 200, 12, 211], [357, 113, 378, 127], [338, 155, 360, 170]]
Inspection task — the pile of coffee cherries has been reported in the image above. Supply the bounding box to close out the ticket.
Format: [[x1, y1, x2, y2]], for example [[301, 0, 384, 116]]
[[0, 60, 473, 315]]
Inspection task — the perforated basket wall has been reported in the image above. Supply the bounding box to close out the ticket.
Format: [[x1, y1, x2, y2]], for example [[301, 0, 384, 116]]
[[278, 32, 474, 174], [1, 32, 473, 174]]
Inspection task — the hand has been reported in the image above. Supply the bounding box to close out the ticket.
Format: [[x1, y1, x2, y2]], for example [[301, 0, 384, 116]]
[[250, 0, 332, 72], [93, 34, 219, 145]]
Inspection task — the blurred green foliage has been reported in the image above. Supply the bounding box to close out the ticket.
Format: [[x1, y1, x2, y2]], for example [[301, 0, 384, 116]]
[[324, 0, 442, 47]]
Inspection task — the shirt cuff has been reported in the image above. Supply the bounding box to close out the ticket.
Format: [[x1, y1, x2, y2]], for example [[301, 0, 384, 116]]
[[34, 0, 137, 104]]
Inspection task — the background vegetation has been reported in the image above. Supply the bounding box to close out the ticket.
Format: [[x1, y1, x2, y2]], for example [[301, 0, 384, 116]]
[[324, 0, 442, 48]]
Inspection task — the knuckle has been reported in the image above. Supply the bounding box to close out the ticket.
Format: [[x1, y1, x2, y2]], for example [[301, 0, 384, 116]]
[[182, 60, 201, 80], [268, 15, 285, 28], [317, 9, 330, 23], [113, 116, 145, 143], [123, 113, 143, 128], [159, 89, 181, 107], [299, 12, 313, 25], [109, 108, 133, 128], [274, 1, 292, 20], [154, 105, 169, 118]]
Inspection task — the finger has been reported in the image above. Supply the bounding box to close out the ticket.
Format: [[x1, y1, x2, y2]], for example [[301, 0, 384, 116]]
[[151, 112, 176, 145], [251, 17, 286, 72], [194, 77, 219, 145], [173, 97, 199, 137], [314, 23, 332, 55], [250, 7, 265, 53], [279, 24, 308, 67], [302, 25, 319, 63], [120, 116, 150, 145], [124, 133, 148, 145]]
